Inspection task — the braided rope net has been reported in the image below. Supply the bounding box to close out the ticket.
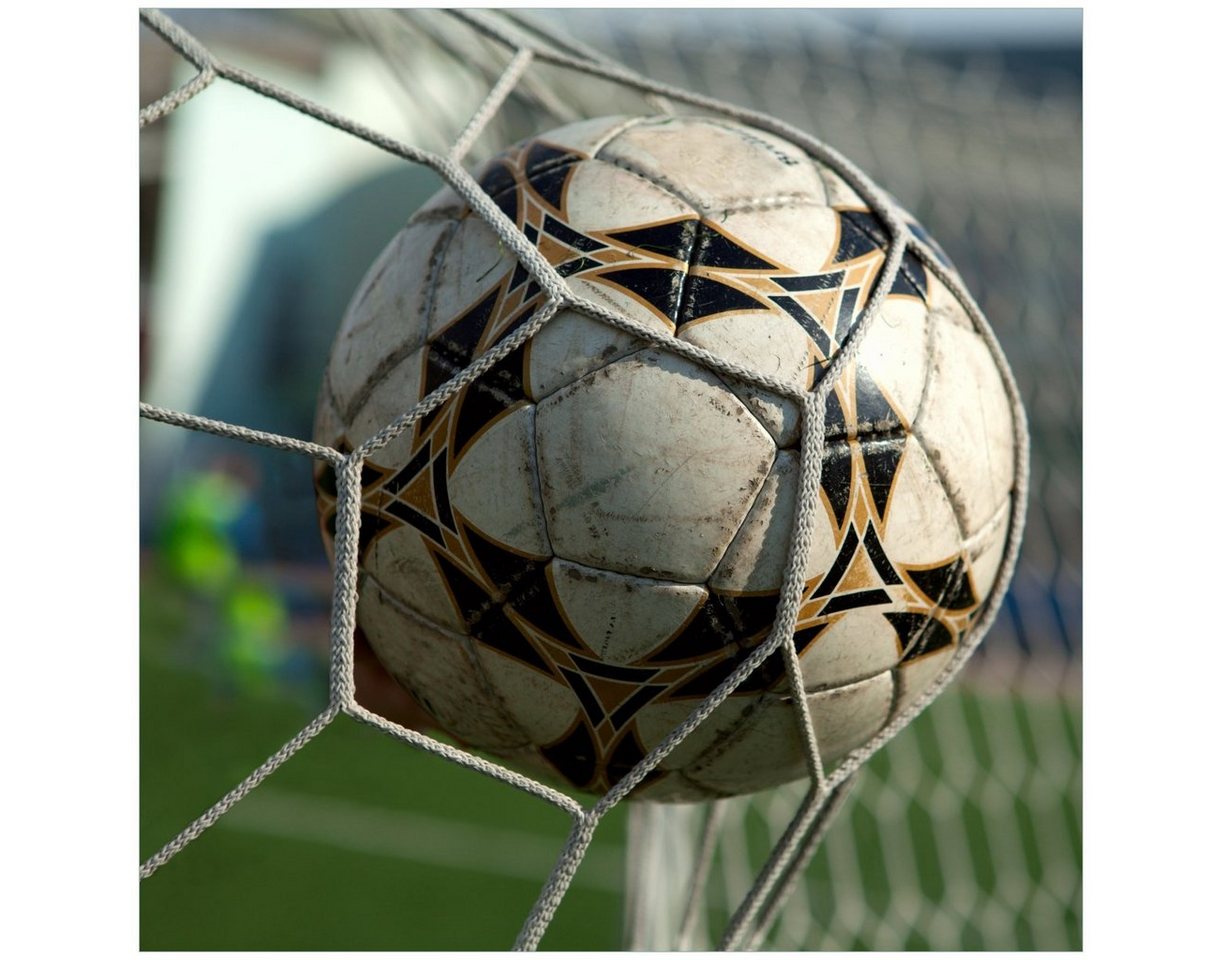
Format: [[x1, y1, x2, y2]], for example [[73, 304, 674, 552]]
[[138, 8, 1033, 950]]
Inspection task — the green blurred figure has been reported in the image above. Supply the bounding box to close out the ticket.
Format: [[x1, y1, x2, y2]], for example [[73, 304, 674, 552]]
[[155, 469, 314, 701]]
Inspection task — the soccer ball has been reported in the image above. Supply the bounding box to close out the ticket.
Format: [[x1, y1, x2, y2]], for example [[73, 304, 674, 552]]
[[314, 115, 1020, 801]]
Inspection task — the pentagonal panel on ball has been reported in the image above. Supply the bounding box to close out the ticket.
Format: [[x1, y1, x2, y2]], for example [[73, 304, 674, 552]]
[[548, 558, 707, 665], [683, 671, 894, 794], [357, 578, 531, 751], [447, 403, 551, 558], [710, 450, 840, 594], [599, 117, 828, 215], [327, 218, 453, 412], [535, 348, 776, 583], [915, 317, 1016, 538]]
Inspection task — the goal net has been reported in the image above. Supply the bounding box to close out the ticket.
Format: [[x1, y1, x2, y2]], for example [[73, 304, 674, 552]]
[[139, 8, 1078, 951]]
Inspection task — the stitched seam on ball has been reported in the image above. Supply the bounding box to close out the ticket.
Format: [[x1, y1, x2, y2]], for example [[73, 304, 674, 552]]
[[527, 403, 554, 555], [607, 115, 831, 217], [411, 206, 463, 224], [883, 666, 904, 729], [546, 544, 714, 587], [910, 304, 937, 431], [688, 661, 906, 778], [879, 427, 974, 662], [842, 210, 931, 303], [591, 153, 706, 217], [963, 497, 1011, 554], [482, 155, 585, 204], [910, 327, 974, 547], [341, 219, 460, 427], [318, 367, 339, 424], [674, 770, 733, 801], [810, 161, 836, 209], [363, 572, 536, 747], [424, 336, 525, 411], [529, 343, 652, 405], [696, 392, 777, 587], [591, 114, 680, 164], [585, 114, 657, 157], [680, 693, 771, 774], [717, 193, 828, 215]]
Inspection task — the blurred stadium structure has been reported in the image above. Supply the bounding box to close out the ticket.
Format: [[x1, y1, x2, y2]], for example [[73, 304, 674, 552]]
[[140, 8, 1080, 951]]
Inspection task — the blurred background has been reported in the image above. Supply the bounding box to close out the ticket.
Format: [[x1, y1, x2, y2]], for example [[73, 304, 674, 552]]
[[139, 8, 1081, 951]]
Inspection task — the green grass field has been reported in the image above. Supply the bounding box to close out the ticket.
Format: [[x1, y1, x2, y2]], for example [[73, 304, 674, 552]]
[[140, 567, 1081, 951], [140, 603, 629, 950]]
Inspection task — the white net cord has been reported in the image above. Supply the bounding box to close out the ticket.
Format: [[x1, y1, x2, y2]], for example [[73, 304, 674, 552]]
[[138, 7, 1031, 950]]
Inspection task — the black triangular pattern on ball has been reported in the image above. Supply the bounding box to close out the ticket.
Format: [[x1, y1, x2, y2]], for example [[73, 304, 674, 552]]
[[886, 611, 955, 662], [670, 647, 779, 699], [509, 571, 584, 650], [644, 595, 739, 664], [383, 499, 444, 547], [478, 160, 518, 223], [819, 446, 854, 529], [693, 221, 781, 271], [524, 141, 578, 177], [431, 453, 455, 532], [598, 267, 686, 323], [885, 611, 928, 655], [557, 667, 606, 725], [419, 287, 502, 437], [381, 442, 432, 495], [838, 210, 929, 300], [609, 684, 669, 730], [462, 521, 540, 600], [862, 521, 903, 585], [820, 588, 893, 615], [718, 591, 785, 640], [449, 347, 528, 458], [813, 525, 860, 598], [508, 261, 531, 292], [835, 211, 885, 263], [679, 274, 771, 328], [907, 558, 977, 611], [607, 727, 664, 790], [540, 721, 597, 790], [431, 549, 495, 628], [855, 367, 903, 432], [773, 271, 845, 293], [773, 294, 833, 356], [823, 386, 849, 441], [672, 618, 828, 700], [543, 214, 606, 253], [569, 653, 660, 683], [528, 166, 575, 212], [833, 288, 859, 343], [556, 256, 603, 279], [495, 303, 540, 348], [603, 219, 698, 263], [474, 603, 555, 676], [859, 435, 906, 520]]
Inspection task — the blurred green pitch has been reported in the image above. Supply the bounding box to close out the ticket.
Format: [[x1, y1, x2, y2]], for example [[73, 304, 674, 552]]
[[140, 566, 1079, 951]]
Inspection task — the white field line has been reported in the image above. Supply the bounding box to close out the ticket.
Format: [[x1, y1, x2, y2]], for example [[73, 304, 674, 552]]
[[218, 786, 623, 893]]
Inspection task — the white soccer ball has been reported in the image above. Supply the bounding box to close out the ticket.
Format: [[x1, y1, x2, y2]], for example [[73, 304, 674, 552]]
[[314, 115, 1021, 800]]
